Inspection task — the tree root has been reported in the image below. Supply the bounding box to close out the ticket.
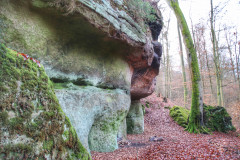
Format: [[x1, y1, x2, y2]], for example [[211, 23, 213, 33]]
[[185, 124, 210, 134]]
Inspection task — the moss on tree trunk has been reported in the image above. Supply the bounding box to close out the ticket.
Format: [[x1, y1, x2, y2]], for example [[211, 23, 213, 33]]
[[167, 0, 207, 133]]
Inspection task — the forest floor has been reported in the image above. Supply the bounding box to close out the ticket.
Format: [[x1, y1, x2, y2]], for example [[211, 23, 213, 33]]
[[91, 94, 240, 160]]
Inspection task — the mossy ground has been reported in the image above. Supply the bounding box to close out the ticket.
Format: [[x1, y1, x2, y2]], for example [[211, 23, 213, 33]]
[[0, 43, 91, 159], [170, 105, 235, 134]]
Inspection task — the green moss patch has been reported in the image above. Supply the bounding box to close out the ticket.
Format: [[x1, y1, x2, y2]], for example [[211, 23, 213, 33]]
[[170, 105, 235, 133], [170, 106, 190, 128], [203, 105, 236, 133], [0, 43, 91, 160]]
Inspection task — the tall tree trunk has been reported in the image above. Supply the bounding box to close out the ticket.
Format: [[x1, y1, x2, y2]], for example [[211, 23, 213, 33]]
[[161, 33, 167, 97], [210, 0, 222, 106], [194, 29, 206, 95], [216, 34, 224, 106], [203, 35, 214, 101], [166, 45, 169, 98], [190, 18, 197, 51], [235, 32, 240, 100], [225, 30, 237, 81], [199, 55, 206, 95], [164, 43, 168, 98], [237, 41, 240, 100], [160, 33, 166, 96], [169, 65, 172, 99], [165, 19, 171, 98], [163, 45, 167, 97], [167, 0, 206, 133], [177, 24, 188, 108]]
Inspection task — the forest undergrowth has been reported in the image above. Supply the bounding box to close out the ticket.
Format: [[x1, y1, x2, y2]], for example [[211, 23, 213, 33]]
[[92, 93, 240, 160]]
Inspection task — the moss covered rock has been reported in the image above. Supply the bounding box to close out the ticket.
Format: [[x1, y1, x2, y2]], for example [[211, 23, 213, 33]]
[[0, 0, 163, 153], [54, 85, 130, 152], [126, 100, 144, 134], [170, 106, 190, 128], [0, 43, 91, 160], [203, 105, 236, 133], [170, 105, 235, 133]]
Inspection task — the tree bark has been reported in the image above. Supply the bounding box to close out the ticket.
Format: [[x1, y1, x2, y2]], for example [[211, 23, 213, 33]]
[[203, 40, 214, 102], [164, 19, 171, 98], [216, 32, 224, 106], [225, 30, 236, 81], [237, 41, 240, 100], [177, 24, 188, 108], [210, 0, 223, 106], [167, 0, 206, 133], [194, 26, 206, 95]]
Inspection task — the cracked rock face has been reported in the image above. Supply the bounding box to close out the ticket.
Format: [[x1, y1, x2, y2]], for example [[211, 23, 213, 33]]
[[0, 0, 162, 152]]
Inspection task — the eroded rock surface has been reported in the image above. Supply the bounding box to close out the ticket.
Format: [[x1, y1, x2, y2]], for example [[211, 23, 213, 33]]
[[0, 44, 90, 159], [126, 100, 144, 134], [0, 0, 163, 152], [55, 84, 130, 152]]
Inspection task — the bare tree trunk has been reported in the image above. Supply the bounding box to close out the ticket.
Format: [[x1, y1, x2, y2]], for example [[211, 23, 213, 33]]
[[164, 19, 171, 98], [164, 48, 167, 97], [190, 18, 197, 51], [194, 28, 206, 95], [160, 33, 166, 96], [205, 50, 214, 102], [234, 31, 240, 100], [236, 37, 240, 100], [210, 0, 222, 106], [169, 65, 172, 99], [199, 56, 206, 95], [167, 0, 206, 133], [177, 24, 188, 108], [238, 43, 240, 99], [216, 32, 224, 106], [202, 29, 214, 101], [225, 30, 237, 81]]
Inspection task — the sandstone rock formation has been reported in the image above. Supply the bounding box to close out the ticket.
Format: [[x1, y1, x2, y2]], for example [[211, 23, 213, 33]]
[[0, 0, 162, 152], [126, 101, 145, 134], [0, 44, 90, 159]]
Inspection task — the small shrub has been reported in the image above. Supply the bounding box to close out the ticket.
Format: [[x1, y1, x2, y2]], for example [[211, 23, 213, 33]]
[[142, 101, 151, 115], [145, 101, 150, 108]]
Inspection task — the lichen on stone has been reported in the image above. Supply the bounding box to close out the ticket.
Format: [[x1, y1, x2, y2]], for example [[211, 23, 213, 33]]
[[0, 43, 91, 160]]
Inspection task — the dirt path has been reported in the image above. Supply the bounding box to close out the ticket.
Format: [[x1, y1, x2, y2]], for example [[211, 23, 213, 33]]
[[91, 97, 240, 160]]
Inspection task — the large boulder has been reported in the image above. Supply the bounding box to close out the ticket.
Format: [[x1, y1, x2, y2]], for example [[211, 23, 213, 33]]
[[203, 105, 236, 133], [0, 44, 90, 159], [54, 84, 130, 152], [0, 0, 163, 152], [170, 106, 190, 128]]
